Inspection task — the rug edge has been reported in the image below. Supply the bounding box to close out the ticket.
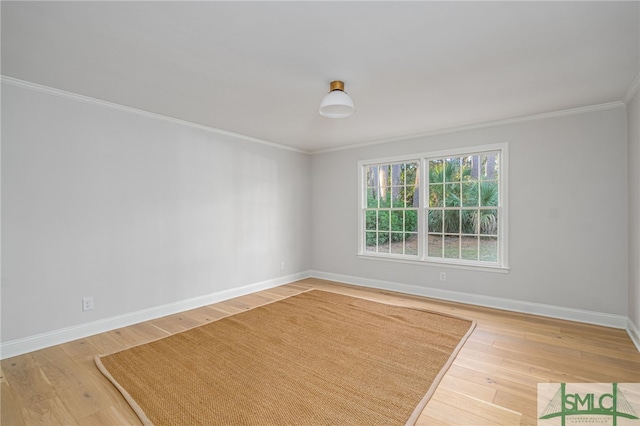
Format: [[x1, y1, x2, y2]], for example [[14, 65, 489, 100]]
[[94, 355, 155, 426], [404, 319, 477, 426]]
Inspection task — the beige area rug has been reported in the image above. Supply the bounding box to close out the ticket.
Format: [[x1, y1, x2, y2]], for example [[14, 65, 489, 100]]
[[95, 290, 475, 426]]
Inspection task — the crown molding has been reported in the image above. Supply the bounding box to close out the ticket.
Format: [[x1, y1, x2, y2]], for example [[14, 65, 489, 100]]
[[311, 101, 626, 155], [623, 72, 640, 105], [3, 75, 630, 157], [0, 75, 309, 155]]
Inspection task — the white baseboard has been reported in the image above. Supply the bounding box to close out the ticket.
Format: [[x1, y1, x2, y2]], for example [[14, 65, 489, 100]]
[[4, 270, 636, 359], [1, 272, 311, 360], [309, 270, 630, 330], [627, 318, 640, 352]]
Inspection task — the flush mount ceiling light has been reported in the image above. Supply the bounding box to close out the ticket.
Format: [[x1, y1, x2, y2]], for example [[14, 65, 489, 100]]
[[319, 80, 355, 118]]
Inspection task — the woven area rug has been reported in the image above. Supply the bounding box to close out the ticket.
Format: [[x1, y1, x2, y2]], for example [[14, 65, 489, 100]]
[[95, 290, 475, 425]]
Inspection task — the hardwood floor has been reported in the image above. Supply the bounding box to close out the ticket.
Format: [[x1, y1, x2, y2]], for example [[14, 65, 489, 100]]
[[2, 278, 639, 425]]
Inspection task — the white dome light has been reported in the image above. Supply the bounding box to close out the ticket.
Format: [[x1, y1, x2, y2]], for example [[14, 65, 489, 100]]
[[319, 81, 355, 118]]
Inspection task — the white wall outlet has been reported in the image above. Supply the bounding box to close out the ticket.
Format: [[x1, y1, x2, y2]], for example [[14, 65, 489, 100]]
[[82, 297, 94, 312], [440, 272, 446, 281], [280, 261, 285, 271]]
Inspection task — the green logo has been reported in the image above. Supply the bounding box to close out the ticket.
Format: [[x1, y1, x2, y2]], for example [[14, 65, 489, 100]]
[[538, 383, 639, 426]]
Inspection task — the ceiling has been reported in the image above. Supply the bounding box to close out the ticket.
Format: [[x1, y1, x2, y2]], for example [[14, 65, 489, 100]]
[[2, 1, 639, 153]]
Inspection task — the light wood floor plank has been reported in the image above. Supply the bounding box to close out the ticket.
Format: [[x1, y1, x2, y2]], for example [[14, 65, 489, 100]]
[[21, 395, 79, 426], [2, 278, 638, 425], [430, 387, 522, 426], [416, 414, 450, 425], [438, 374, 498, 402], [1, 382, 27, 426]]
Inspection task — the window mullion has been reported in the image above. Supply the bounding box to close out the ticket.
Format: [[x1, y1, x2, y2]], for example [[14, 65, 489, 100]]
[[420, 157, 427, 260]]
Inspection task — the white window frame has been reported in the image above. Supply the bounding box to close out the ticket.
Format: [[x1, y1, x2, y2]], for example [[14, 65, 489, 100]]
[[357, 143, 509, 272]]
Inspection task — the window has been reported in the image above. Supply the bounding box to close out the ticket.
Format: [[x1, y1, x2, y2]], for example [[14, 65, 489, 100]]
[[358, 144, 508, 270], [363, 161, 420, 256]]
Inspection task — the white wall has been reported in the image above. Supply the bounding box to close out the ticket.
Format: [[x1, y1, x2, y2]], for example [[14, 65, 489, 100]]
[[1, 78, 634, 354], [628, 88, 640, 338], [311, 107, 629, 317], [1, 81, 311, 343]]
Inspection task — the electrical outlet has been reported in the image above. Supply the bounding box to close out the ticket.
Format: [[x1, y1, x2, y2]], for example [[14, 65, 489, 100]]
[[440, 272, 446, 281], [280, 261, 285, 271], [82, 297, 94, 312]]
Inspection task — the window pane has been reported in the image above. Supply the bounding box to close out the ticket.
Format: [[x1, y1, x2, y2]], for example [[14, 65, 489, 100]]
[[378, 233, 390, 252], [365, 166, 378, 193], [461, 182, 478, 207], [445, 183, 461, 207], [405, 185, 417, 207], [444, 210, 460, 233], [365, 232, 376, 252], [379, 165, 390, 185], [480, 181, 499, 207], [481, 153, 499, 180], [366, 165, 378, 187], [391, 163, 403, 184], [480, 236, 498, 262], [461, 209, 477, 234], [380, 185, 391, 207], [444, 235, 459, 259], [479, 209, 498, 235], [390, 233, 404, 254], [367, 187, 379, 208], [428, 210, 442, 233], [391, 210, 403, 232], [429, 160, 443, 183], [365, 210, 377, 231], [461, 236, 479, 261], [378, 210, 390, 231], [428, 234, 442, 257], [462, 155, 480, 181], [406, 162, 418, 184], [429, 184, 443, 207], [391, 187, 405, 208], [445, 157, 461, 182], [389, 163, 403, 207], [406, 210, 418, 232], [405, 233, 418, 255], [459, 156, 470, 181]]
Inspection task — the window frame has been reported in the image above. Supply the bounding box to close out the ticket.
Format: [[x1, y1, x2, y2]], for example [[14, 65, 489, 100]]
[[357, 143, 509, 272]]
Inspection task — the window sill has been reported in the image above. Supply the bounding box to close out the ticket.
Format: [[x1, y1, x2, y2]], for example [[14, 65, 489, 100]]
[[356, 253, 510, 273]]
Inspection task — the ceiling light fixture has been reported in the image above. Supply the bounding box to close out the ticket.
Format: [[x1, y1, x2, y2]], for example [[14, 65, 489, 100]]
[[319, 80, 354, 118]]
